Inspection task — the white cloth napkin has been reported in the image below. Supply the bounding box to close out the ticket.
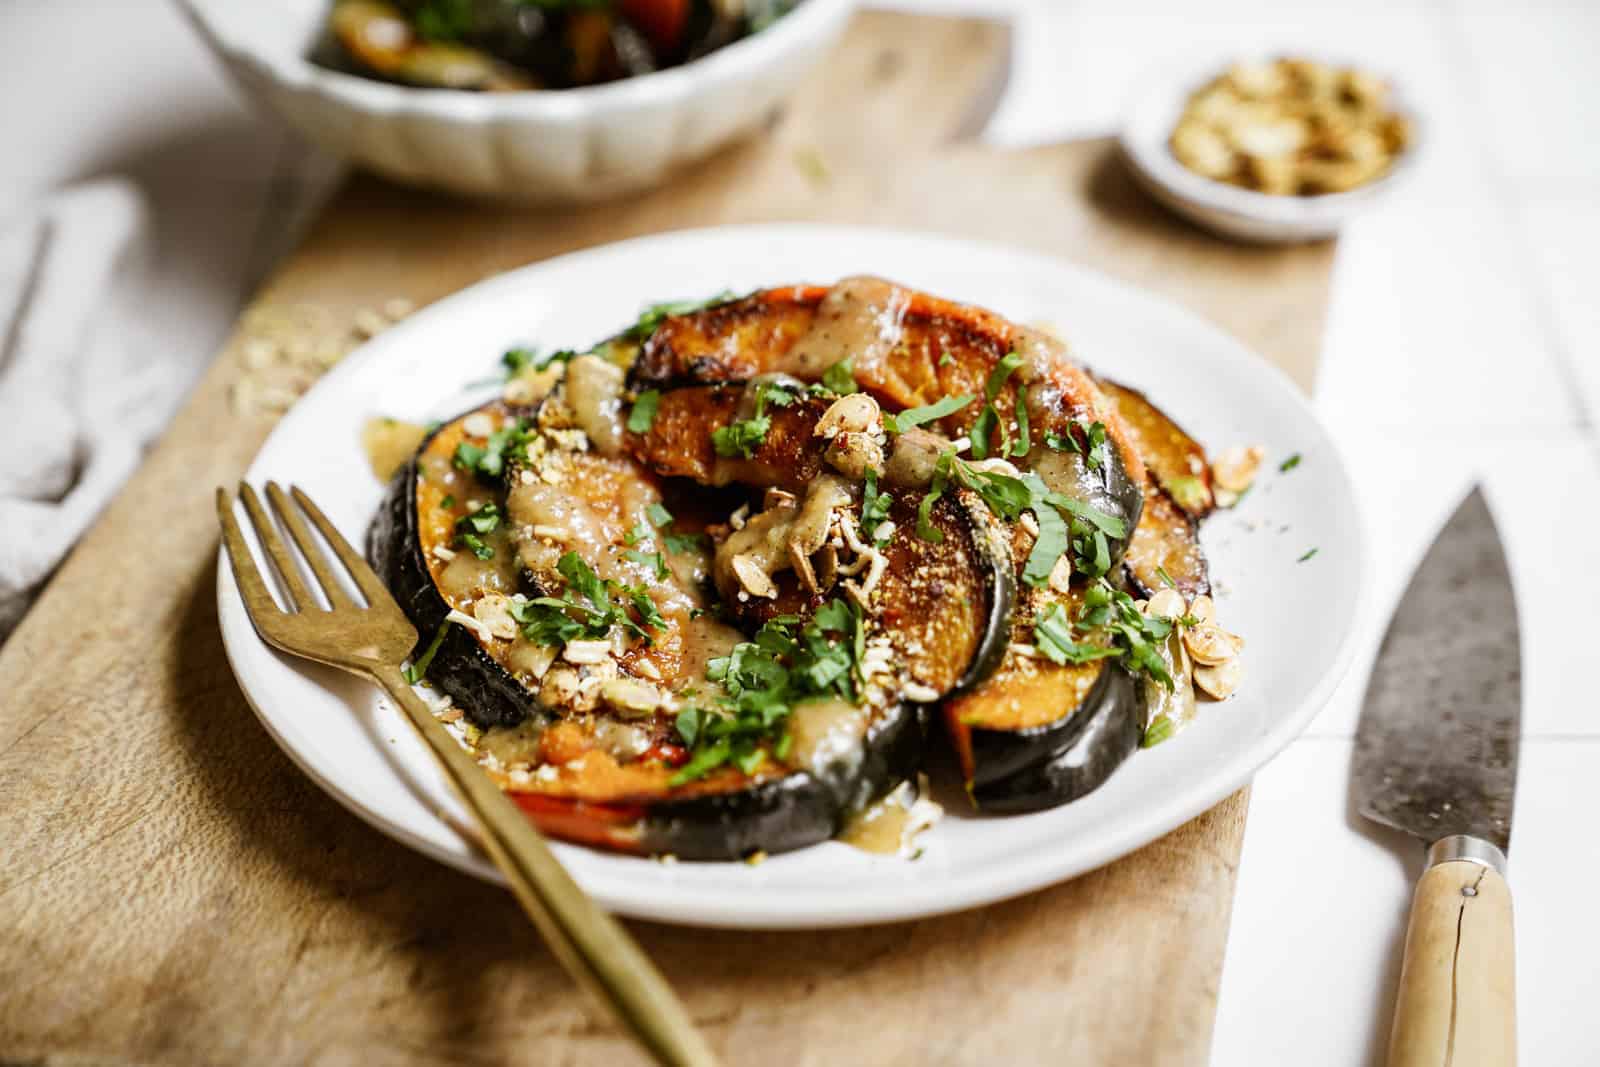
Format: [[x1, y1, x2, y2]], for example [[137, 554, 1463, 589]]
[[0, 180, 179, 639]]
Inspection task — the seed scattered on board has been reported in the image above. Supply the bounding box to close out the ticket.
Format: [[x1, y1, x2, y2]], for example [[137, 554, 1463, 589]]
[[230, 298, 416, 417]]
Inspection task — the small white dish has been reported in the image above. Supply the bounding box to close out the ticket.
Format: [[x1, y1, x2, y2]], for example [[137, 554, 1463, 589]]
[[217, 224, 1368, 928], [1120, 52, 1423, 243], [178, 0, 854, 202]]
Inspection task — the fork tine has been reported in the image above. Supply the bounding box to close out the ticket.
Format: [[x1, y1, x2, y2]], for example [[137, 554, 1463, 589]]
[[289, 484, 391, 608], [265, 481, 353, 608], [216, 487, 284, 628], [238, 483, 314, 612]]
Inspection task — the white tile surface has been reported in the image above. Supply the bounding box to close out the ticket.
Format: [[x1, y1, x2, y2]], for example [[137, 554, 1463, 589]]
[[1293, 429, 1600, 739], [1451, 2, 1600, 183], [1214, 738, 1600, 1067], [1523, 193, 1600, 427]]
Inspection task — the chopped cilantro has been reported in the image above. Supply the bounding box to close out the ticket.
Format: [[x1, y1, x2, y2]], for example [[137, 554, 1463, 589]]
[[1280, 453, 1302, 472], [1012, 383, 1031, 458], [1155, 565, 1176, 589], [647, 502, 673, 527], [664, 531, 710, 554], [510, 551, 667, 650], [971, 352, 1024, 458], [669, 739, 732, 786], [675, 706, 705, 749], [711, 381, 795, 458], [1021, 484, 1069, 587], [883, 394, 973, 434], [969, 407, 997, 460], [439, 494, 456, 509], [452, 418, 532, 481], [623, 521, 651, 547], [671, 598, 866, 784], [455, 502, 501, 535], [915, 451, 954, 542], [624, 549, 669, 579], [1084, 422, 1109, 470], [861, 469, 892, 545], [627, 389, 661, 434], [1033, 602, 1119, 665], [955, 463, 1032, 521], [625, 291, 738, 342], [1142, 715, 1177, 748], [1165, 475, 1211, 514], [456, 532, 494, 560], [1033, 578, 1181, 691], [402, 621, 450, 685], [1298, 547, 1319, 562], [501, 347, 537, 376], [821, 358, 858, 395]]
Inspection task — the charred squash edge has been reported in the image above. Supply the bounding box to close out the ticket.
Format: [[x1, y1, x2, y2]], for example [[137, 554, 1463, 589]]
[[1095, 377, 1215, 519], [1122, 478, 1211, 600], [367, 406, 534, 731], [966, 663, 1142, 813]]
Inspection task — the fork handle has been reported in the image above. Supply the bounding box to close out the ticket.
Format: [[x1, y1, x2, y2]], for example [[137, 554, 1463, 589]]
[[371, 665, 719, 1067]]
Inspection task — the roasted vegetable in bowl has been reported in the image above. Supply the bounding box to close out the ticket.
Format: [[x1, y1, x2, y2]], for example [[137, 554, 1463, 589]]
[[317, 0, 800, 91], [367, 277, 1252, 858]]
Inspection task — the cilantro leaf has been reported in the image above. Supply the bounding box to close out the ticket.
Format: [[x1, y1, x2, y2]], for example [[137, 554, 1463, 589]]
[[1012, 383, 1032, 458], [915, 450, 954, 542], [624, 549, 669, 579], [883, 394, 974, 434], [711, 381, 795, 458], [861, 469, 892, 545], [402, 621, 450, 685], [627, 389, 660, 434], [626, 291, 738, 342], [821, 358, 858, 395]]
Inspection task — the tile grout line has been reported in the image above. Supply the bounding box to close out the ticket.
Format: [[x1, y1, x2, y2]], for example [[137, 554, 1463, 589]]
[[1437, 1, 1597, 442]]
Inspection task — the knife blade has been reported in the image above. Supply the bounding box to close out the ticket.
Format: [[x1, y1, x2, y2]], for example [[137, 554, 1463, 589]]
[[1353, 486, 1521, 1067], [1354, 486, 1520, 851]]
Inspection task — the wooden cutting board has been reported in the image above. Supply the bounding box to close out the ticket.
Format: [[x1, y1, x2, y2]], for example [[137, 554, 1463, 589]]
[[0, 13, 1333, 1066]]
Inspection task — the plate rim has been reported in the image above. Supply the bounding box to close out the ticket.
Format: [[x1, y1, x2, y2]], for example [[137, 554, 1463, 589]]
[[217, 221, 1369, 928]]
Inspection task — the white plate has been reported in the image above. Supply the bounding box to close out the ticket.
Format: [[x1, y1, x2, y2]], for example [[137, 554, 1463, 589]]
[[218, 224, 1367, 928]]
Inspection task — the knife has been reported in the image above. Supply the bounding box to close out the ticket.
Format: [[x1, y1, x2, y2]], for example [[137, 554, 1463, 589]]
[[1354, 486, 1520, 1067]]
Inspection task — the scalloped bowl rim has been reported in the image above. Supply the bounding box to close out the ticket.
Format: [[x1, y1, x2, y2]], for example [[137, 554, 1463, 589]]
[[177, 0, 856, 120]]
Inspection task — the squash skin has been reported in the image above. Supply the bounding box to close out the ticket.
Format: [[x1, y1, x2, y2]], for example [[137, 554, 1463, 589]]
[[961, 656, 1135, 791], [632, 700, 926, 859], [367, 420, 534, 730], [967, 663, 1142, 813]]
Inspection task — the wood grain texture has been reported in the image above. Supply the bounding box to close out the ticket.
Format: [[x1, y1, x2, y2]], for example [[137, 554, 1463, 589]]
[[0, 12, 1333, 1066], [1388, 862, 1518, 1067]]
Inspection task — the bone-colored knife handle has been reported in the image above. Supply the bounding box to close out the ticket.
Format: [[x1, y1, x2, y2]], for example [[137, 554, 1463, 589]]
[[1388, 838, 1517, 1067]]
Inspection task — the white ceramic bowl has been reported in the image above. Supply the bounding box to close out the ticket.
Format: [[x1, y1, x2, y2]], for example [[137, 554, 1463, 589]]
[[178, 0, 855, 202], [1120, 52, 1423, 243]]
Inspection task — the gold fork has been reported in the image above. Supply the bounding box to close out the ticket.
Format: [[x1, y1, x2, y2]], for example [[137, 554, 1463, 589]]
[[217, 481, 718, 1067]]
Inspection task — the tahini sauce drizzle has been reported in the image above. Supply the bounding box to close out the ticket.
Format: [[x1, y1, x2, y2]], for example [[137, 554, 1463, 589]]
[[838, 776, 943, 858], [361, 417, 429, 481], [776, 276, 910, 382]]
